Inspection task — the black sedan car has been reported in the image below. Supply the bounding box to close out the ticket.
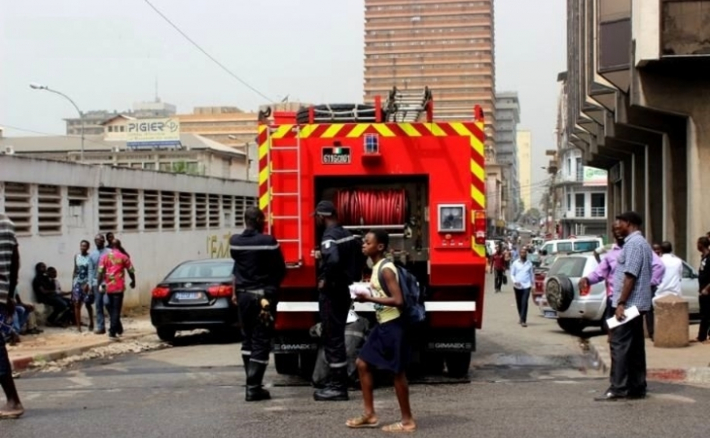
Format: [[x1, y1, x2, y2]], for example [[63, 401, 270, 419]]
[[150, 258, 238, 342]]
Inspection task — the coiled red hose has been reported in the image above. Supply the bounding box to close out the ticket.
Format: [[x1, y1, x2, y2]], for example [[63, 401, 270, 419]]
[[335, 189, 407, 226]]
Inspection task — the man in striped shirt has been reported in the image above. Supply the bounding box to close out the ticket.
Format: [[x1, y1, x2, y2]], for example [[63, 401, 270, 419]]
[[0, 213, 24, 418], [596, 211, 653, 402]]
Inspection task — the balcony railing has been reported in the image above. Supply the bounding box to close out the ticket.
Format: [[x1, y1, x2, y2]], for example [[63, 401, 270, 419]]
[[575, 207, 585, 217], [591, 207, 606, 218]]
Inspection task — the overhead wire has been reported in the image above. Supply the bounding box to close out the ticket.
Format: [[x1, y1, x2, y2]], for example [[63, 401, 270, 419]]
[[142, 0, 274, 103]]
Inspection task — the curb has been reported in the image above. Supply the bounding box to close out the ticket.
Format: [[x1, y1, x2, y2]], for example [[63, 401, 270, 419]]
[[10, 331, 155, 372], [585, 337, 710, 384]]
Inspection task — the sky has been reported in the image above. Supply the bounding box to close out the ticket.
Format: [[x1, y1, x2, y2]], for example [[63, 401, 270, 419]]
[[0, 0, 566, 209]]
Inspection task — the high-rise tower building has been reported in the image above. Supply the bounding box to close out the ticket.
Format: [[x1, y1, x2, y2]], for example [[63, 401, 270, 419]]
[[363, 0, 496, 157]]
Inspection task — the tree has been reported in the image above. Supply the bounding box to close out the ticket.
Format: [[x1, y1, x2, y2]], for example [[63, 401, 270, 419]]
[[525, 208, 541, 220]]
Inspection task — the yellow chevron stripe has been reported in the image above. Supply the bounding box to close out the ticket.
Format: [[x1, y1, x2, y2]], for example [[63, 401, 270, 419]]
[[471, 135, 484, 157], [272, 124, 293, 139], [258, 139, 269, 159], [373, 123, 395, 137], [299, 124, 319, 138], [258, 164, 270, 185], [258, 125, 267, 134], [322, 123, 344, 138], [423, 123, 447, 137], [259, 191, 270, 210], [470, 158, 485, 183], [450, 122, 472, 137], [347, 124, 370, 138], [472, 243, 486, 257], [400, 123, 421, 137], [471, 184, 486, 209]]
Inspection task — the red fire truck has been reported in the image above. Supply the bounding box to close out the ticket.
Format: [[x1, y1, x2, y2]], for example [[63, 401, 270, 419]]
[[258, 88, 487, 378]]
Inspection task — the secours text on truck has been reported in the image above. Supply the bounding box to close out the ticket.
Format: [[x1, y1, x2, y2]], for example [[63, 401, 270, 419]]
[[256, 86, 488, 378]]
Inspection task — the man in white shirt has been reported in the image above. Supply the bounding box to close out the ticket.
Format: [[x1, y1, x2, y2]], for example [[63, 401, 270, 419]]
[[510, 247, 534, 327], [654, 241, 683, 303]]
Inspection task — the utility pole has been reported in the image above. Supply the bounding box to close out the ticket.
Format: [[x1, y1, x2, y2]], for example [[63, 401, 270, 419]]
[[544, 149, 559, 237]]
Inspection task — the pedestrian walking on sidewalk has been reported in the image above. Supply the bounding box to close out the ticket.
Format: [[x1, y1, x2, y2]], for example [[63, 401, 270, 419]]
[[492, 246, 506, 293], [89, 234, 110, 335], [694, 237, 710, 344], [229, 207, 286, 402], [596, 211, 653, 402], [71, 240, 95, 333], [346, 230, 416, 433], [97, 239, 135, 342], [0, 213, 24, 419], [510, 247, 534, 327], [313, 200, 366, 402]]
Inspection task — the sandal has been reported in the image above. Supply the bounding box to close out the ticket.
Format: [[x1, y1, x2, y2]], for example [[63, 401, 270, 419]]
[[346, 415, 380, 429], [0, 409, 24, 420], [382, 421, 417, 433]]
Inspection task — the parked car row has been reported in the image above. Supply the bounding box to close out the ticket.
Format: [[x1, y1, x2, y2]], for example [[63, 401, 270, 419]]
[[540, 252, 700, 335]]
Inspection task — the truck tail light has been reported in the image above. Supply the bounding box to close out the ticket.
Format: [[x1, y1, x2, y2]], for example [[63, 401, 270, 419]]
[[473, 210, 486, 245], [208, 284, 234, 298], [152, 286, 170, 299]]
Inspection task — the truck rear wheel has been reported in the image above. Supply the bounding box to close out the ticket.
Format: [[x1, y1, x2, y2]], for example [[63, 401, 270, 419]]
[[274, 354, 300, 375], [444, 352, 471, 378]]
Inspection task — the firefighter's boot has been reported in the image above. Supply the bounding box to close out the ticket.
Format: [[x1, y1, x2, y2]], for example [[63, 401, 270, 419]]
[[313, 367, 349, 401], [245, 361, 271, 402], [242, 354, 250, 378]]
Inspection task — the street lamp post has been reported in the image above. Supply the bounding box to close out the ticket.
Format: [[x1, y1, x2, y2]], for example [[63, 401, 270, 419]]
[[30, 83, 85, 162]]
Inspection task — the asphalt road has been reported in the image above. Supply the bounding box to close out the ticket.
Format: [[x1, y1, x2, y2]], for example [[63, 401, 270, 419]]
[[4, 274, 709, 437]]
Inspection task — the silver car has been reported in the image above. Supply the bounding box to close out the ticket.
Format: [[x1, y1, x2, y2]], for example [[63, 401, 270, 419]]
[[542, 253, 701, 335]]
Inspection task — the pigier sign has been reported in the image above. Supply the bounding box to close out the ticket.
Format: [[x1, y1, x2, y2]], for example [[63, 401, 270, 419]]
[[126, 118, 181, 148]]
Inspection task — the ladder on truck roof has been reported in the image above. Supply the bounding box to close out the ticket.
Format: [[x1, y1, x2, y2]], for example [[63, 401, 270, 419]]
[[266, 124, 303, 268], [384, 86, 432, 123]]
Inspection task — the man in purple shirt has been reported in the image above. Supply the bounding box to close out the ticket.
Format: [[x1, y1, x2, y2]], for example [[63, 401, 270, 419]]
[[582, 236, 624, 334]]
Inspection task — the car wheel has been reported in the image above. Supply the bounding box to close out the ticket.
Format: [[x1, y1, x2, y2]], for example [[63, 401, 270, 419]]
[[274, 353, 300, 375], [545, 274, 575, 312], [444, 352, 471, 378], [557, 318, 584, 335], [157, 327, 176, 343]]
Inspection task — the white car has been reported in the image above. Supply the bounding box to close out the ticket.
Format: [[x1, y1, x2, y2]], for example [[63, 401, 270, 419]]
[[541, 253, 701, 335]]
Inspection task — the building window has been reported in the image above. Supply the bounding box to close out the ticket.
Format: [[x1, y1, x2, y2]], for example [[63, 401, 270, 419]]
[[575, 193, 585, 217], [144, 190, 159, 231], [195, 194, 207, 229], [121, 189, 139, 231], [234, 196, 248, 227], [576, 158, 583, 181], [179, 193, 193, 230], [161, 191, 176, 230], [67, 186, 88, 229], [222, 195, 233, 227], [35, 184, 62, 234], [566, 194, 571, 212], [144, 163, 156, 170], [98, 187, 118, 233], [591, 193, 606, 218], [208, 194, 220, 228], [4, 183, 33, 235]]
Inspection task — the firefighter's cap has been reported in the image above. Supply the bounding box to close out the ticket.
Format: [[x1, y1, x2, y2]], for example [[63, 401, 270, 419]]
[[312, 200, 336, 217]]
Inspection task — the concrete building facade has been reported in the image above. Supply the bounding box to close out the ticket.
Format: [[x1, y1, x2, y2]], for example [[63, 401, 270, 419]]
[[495, 92, 522, 222], [1, 117, 251, 180], [363, 0, 497, 156], [517, 130, 532, 212], [0, 155, 256, 308], [565, 0, 710, 265]]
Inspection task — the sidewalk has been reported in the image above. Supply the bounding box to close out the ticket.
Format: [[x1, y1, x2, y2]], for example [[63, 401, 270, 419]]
[[8, 313, 156, 372], [587, 324, 710, 385]]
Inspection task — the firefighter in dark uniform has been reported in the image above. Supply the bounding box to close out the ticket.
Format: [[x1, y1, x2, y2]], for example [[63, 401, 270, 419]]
[[230, 207, 286, 402], [312, 200, 365, 401]]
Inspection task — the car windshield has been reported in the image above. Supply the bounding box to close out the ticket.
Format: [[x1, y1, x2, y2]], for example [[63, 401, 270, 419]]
[[573, 241, 600, 252], [166, 260, 233, 280], [548, 257, 588, 279]]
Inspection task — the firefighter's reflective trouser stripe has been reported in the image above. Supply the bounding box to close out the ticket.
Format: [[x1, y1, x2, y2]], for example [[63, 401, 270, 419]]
[[238, 292, 273, 364], [318, 288, 351, 369]]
